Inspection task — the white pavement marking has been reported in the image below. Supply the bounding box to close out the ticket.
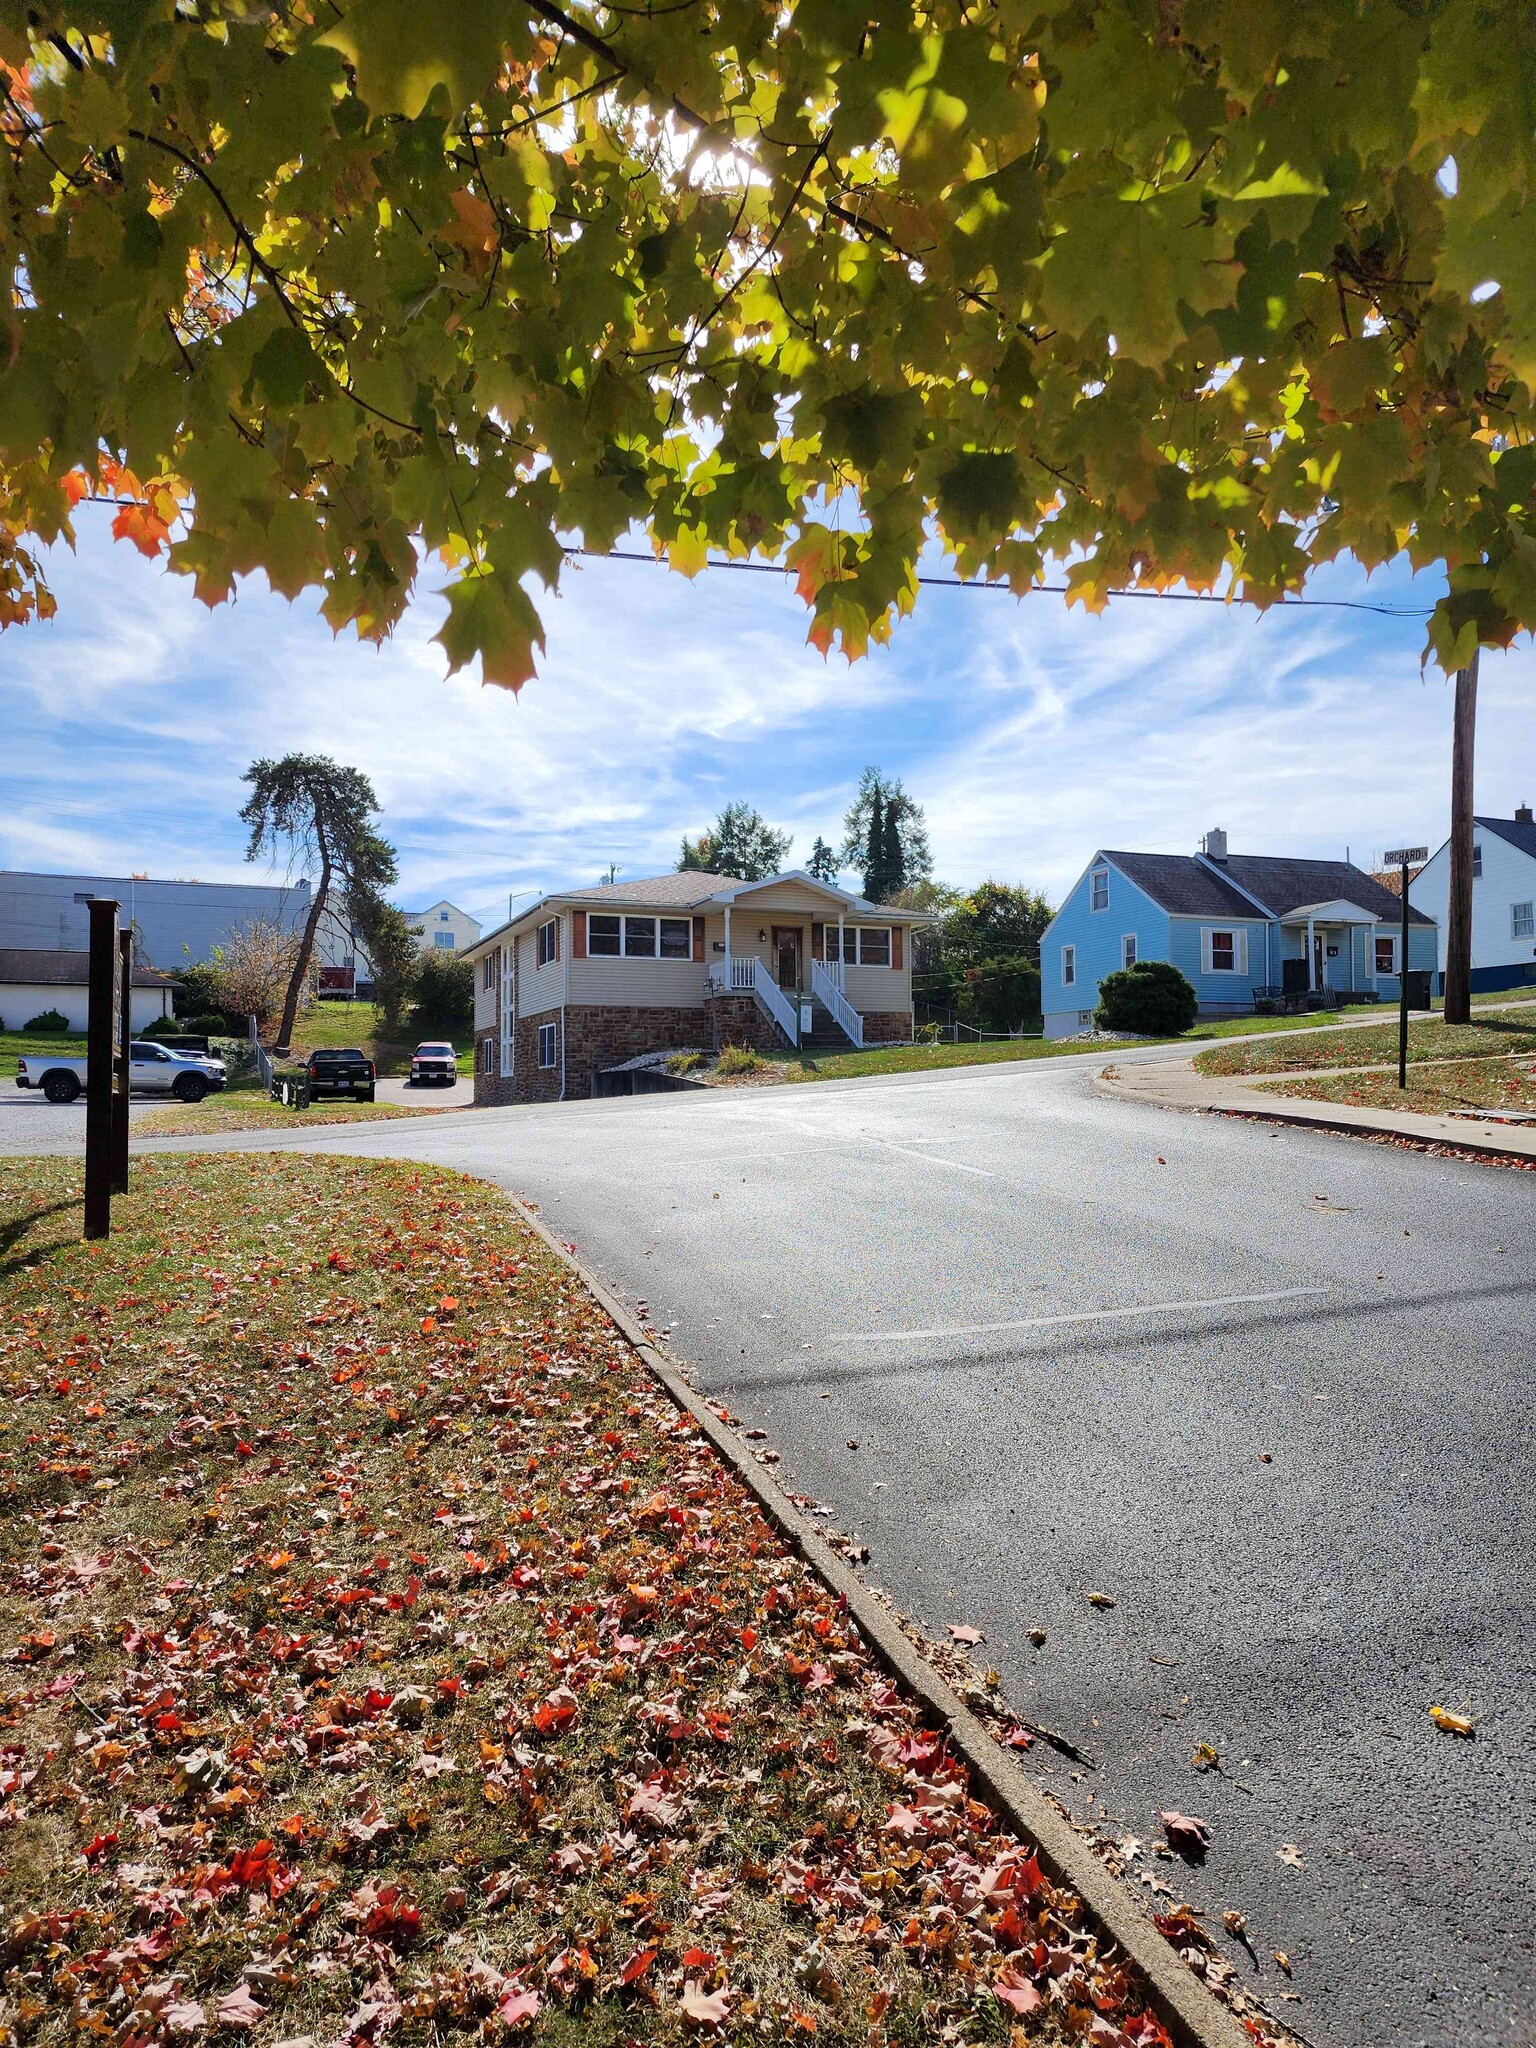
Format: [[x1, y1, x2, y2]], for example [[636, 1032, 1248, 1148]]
[[864, 1137, 994, 1178], [830, 1284, 1331, 1344]]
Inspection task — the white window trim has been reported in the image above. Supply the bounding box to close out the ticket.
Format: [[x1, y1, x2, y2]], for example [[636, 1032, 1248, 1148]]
[[1512, 901, 1535, 940], [1061, 943, 1076, 988], [536, 917, 559, 968], [1121, 933, 1137, 969], [482, 954, 496, 992], [1202, 927, 1248, 975], [537, 1020, 557, 1069], [1374, 932, 1400, 976], [588, 913, 693, 960], [499, 948, 514, 1079], [828, 924, 893, 966], [1089, 868, 1110, 913]]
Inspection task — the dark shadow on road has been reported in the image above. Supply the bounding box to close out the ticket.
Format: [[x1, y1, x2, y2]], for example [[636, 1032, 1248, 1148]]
[[727, 1274, 1536, 1393]]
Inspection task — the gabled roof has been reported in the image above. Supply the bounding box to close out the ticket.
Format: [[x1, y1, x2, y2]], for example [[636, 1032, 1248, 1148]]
[[1101, 852, 1259, 918], [0, 947, 179, 988], [1476, 814, 1536, 861], [561, 872, 730, 908], [1218, 854, 1432, 924]]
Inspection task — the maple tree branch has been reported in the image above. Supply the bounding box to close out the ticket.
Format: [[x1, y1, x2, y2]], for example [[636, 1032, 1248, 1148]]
[[128, 129, 303, 330]]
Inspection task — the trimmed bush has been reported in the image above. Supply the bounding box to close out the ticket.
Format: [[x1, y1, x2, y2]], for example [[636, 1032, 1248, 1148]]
[[24, 1009, 70, 1033], [665, 1050, 705, 1074], [1095, 960, 1198, 1036]]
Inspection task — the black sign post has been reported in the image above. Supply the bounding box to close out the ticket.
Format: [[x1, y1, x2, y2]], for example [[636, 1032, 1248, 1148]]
[[114, 929, 132, 1196], [1384, 847, 1428, 1091], [84, 898, 122, 1239]]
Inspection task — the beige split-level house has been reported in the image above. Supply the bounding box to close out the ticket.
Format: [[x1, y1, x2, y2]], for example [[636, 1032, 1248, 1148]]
[[463, 869, 924, 1105]]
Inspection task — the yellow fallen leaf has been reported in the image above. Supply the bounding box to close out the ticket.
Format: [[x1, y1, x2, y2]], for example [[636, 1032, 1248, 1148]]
[[1428, 1704, 1476, 1737]]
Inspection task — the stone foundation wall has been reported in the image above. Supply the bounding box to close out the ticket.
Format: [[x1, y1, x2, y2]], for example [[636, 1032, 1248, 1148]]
[[858, 1010, 913, 1044], [704, 991, 792, 1054], [472, 1026, 517, 1108], [563, 1005, 708, 1098]]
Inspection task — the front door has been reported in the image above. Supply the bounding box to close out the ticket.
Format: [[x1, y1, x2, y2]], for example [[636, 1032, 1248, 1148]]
[[773, 926, 801, 992], [1313, 931, 1326, 988]]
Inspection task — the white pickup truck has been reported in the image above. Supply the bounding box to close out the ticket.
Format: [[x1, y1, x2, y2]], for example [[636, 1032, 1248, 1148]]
[[16, 1040, 228, 1106]]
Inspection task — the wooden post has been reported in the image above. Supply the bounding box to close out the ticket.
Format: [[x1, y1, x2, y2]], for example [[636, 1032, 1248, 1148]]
[[84, 899, 121, 1240], [113, 929, 132, 1194], [1443, 647, 1480, 1026]]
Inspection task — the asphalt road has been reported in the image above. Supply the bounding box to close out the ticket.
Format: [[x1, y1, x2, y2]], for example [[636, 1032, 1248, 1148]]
[[6, 1048, 1533, 2047]]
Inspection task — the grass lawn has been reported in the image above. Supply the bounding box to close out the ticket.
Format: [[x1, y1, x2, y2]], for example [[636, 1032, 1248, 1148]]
[[133, 1088, 448, 1136], [0, 1028, 86, 1080], [1258, 1056, 1536, 1118], [1193, 1014, 1536, 1078], [0, 1154, 1217, 2048]]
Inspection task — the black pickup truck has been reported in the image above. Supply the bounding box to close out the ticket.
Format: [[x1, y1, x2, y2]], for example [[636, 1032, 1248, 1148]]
[[305, 1047, 377, 1101]]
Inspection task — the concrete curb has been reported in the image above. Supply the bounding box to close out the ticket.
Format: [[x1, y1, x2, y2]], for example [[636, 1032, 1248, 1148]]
[[504, 1191, 1258, 2048], [1092, 1062, 1536, 1167]]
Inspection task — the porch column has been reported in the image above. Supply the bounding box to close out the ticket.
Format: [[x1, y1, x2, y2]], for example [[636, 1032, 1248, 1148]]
[[1307, 915, 1316, 991], [837, 912, 845, 988], [723, 905, 732, 983], [1367, 922, 1378, 991]]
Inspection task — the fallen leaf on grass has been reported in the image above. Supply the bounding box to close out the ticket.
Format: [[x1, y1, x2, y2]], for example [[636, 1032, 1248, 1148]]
[[1159, 1810, 1211, 1859], [618, 1944, 659, 1986], [991, 1968, 1043, 2014], [678, 1980, 732, 2027], [1429, 1705, 1477, 1737], [215, 1987, 267, 2030], [495, 1983, 541, 2028]]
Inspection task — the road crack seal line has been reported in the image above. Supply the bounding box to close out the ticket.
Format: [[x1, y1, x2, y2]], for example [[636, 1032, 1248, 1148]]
[[829, 1285, 1331, 1344]]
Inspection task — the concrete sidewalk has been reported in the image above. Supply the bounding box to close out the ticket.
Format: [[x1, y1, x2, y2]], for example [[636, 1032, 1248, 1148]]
[[1096, 1054, 1536, 1162]]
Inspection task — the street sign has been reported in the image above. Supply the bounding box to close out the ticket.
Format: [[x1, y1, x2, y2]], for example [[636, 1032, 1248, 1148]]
[[1383, 846, 1428, 867]]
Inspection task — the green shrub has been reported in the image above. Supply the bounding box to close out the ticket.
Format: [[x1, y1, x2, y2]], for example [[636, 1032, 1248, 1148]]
[[914, 1020, 943, 1044], [714, 1042, 768, 1075], [957, 954, 1041, 1033], [24, 1009, 70, 1033], [665, 1050, 705, 1074], [1095, 960, 1198, 1036], [410, 952, 474, 1039]]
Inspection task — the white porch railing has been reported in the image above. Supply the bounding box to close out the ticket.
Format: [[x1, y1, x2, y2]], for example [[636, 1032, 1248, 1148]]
[[729, 955, 754, 991], [746, 955, 798, 1044], [811, 958, 863, 1047]]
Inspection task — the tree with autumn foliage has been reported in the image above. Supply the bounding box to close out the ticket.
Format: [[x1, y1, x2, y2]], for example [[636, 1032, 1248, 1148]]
[[0, 2, 1532, 687]]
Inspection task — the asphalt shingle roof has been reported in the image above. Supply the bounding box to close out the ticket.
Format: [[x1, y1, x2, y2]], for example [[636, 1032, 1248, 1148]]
[[1102, 852, 1433, 924], [1477, 814, 1536, 862], [0, 948, 180, 987], [559, 872, 732, 908], [1101, 852, 1259, 918]]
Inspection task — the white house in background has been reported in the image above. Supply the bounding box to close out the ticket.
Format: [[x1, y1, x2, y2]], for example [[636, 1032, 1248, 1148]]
[[0, 948, 179, 1033], [404, 900, 482, 956], [1409, 808, 1536, 996]]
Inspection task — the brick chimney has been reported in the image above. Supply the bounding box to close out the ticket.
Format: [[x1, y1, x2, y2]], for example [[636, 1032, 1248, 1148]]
[[1517, 804, 1533, 825], [1200, 827, 1228, 861]]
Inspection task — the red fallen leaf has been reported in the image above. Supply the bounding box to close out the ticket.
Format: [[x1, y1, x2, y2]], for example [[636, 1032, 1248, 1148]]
[[883, 1803, 926, 1839], [679, 1979, 732, 2027], [739, 1625, 758, 1651], [82, 1830, 119, 1864], [680, 1948, 717, 1972], [1000, 1725, 1034, 1749], [420, 1316, 437, 1335], [214, 1985, 266, 2030], [1159, 1810, 1211, 1858], [439, 1296, 459, 1314], [496, 1982, 541, 2029], [947, 1622, 984, 1645], [627, 1776, 683, 1829], [532, 1686, 578, 1735], [618, 1943, 659, 1985], [992, 1969, 1043, 2015]]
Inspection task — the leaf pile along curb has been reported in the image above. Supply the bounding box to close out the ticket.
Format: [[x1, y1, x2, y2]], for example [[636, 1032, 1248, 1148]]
[[0, 1155, 1280, 2048]]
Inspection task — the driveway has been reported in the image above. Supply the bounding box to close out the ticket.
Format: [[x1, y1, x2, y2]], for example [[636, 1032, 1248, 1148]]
[[6, 1047, 1533, 2047]]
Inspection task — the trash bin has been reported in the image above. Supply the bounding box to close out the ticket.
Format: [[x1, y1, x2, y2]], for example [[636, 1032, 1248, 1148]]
[[1404, 969, 1432, 1010]]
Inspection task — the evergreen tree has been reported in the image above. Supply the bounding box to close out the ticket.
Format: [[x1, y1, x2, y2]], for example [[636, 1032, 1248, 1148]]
[[675, 802, 791, 881], [863, 789, 886, 901], [842, 768, 932, 898], [806, 836, 840, 884]]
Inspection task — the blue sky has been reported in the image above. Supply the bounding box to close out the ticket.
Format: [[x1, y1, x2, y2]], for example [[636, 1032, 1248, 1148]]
[[3, 507, 1531, 929]]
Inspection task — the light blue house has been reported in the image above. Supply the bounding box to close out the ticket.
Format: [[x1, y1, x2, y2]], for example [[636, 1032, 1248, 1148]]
[[1041, 829, 1439, 1038]]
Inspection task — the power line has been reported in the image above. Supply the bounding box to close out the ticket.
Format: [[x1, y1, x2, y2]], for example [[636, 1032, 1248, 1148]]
[[571, 547, 1436, 617]]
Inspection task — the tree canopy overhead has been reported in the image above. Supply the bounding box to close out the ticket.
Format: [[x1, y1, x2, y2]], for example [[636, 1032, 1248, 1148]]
[[1, 0, 1532, 681]]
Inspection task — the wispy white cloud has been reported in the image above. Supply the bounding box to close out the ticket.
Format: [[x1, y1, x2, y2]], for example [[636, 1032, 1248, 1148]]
[[1, 509, 1524, 921]]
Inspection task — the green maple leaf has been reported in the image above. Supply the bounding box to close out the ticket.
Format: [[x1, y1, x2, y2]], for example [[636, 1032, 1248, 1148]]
[[1033, 185, 1238, 365], [433, 571, 546, 691], [317, 0, 513, 119]]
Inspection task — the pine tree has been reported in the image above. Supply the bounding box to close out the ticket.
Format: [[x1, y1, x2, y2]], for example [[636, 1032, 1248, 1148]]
[[864, 791, 886, 901], [881, 804, 905, 900], [807, 836, 840, 884]]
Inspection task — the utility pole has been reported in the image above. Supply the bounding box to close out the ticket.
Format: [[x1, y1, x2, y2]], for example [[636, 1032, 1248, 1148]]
[[1385, 845, 1428, 1089], [1443, 647, 1480, 1026]]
